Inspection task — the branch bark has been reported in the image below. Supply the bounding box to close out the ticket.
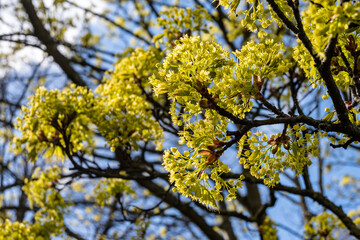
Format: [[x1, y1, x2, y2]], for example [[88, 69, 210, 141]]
[[266, 0, 350, 125], [241, 172, 360, 238], [137, 180, 224, 240], [274, 184, 360, 238], [20, 0, 86, 86]]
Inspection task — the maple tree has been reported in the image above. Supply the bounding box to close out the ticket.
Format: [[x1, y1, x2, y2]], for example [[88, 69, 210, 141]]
[[1, 0, 360, 239]]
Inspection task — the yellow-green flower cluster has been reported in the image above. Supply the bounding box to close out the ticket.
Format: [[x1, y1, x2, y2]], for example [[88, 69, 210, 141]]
[[151, 36, 246, 206], [22, 166, 66, 238], [331, 34, 360, 90], [302, 1, 360, 57], [0, 167, 69, 240], [234, 38, 291, 89], [95, 47, 163, 151], [23, 166, 65, 209], [239, 125, 318, 187], [13, 48, 164, 160], [152, 35, 295, 205], [304, 212, 345, 240], [239, 132, 281, 186], [288, 124, 319, 168], [153, 6, 212, 47], [0, 220, 39, 240], [94, 178, 135, 207], [151, 35, 255, 119], [218, 0, 288, 32], [239, 1, 279, 32], [293, 43, 321, 88], [260, 216, 278, 240], [13, 86, 96, 162], [163, 148, 242, 208], [216, 0, 237, 13]]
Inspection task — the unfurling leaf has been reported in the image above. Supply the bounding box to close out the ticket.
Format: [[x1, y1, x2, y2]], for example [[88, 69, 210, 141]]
[[323, 111, 335, 122]]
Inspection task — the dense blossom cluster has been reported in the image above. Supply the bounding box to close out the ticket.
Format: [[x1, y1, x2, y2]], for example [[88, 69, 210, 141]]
[[0, 167, 66, 239], [4, 0, 360, 238], [13, 48, 164, 159]]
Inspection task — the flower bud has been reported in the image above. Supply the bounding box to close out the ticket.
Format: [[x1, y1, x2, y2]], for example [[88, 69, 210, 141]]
[[199, 99, 209, 108], [271, 145, 279, 154]]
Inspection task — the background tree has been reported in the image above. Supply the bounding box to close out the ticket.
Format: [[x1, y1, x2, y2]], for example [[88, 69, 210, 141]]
[[1, 0, 360, 239]]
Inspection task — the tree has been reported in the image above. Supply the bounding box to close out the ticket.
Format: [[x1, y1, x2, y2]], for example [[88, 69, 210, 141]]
[[1, 0, 360, 239]]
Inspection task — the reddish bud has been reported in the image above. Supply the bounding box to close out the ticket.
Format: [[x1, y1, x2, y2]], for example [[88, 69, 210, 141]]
[[199, 150, 212, 156], [197, 168, 205, 179], [213, 138, 225, 146], [331, 59, 339, 67], [50, 131, 61, 144], [254, 75, 264, 91], [207, 138, 224, 150], [268, 134, 290, 152], [199, 99, 209, 108], [206, 144, 217, 151], [279, 135, 290, 144], [344, 101, 353, 110], [318, 230, 329, 237], [37, 131, 48, 142], [206, 154, 217, 164], [271, 145, 279, 154], [175, 31, 183, 39], [199, 150, 221, 165], [348, 35, 355, 46], [267, 137, 277, 146], [346, 35, 357, 55]]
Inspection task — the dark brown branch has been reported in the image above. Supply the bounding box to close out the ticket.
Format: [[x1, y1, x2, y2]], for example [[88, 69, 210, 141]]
[[252, 189, 276, 222], [64, 0, 152, 45], [64, 225, 86, 240], [283, 0, 320, 64], [318, 62, 350, 125], [205, 94, 360, 137], [217, 201, 238, 240], [330, 137, 355, 149], [0, 36, 44, 50], [20, 0, 86, 86], [195, 78, 359, 138], [293, 175, 314, 223], [240, 172, 360, 238], [266, 0, 299, 34], [200, 0, 237, 51], [137, 180, 224, 240], [317, 36, 351, 125], [273, 184, 360, 238], [273, 0, 349, 125], [257, 95, 288, 117], [277, 223, 304, 239], [146, 0, 160, 18], [302, 166, 313, 191], [338, 46, 353, 73], [287, 66, 305, 116], [201, 206, 253, 222]]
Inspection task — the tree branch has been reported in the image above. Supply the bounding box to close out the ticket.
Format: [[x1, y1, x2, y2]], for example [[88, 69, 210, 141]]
[[273, 184, 360, 238], [20, 0, 86, 86], [137, 180, 224, 240]]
